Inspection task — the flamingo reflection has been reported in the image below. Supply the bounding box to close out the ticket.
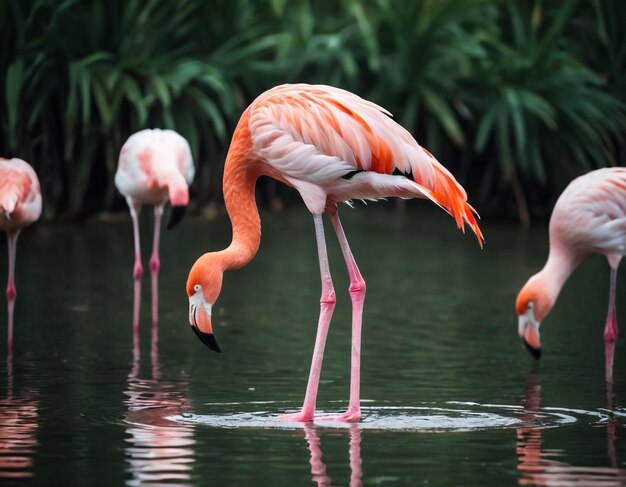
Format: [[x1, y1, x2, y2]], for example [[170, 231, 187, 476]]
[[0, 353, 39, 479], [302, 422, 363, 487], [517, 368, 626, 485], [124, 328, 195, 486]]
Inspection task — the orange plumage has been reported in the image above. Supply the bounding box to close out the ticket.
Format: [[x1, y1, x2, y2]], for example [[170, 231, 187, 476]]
[[185, 84, 483, 422]]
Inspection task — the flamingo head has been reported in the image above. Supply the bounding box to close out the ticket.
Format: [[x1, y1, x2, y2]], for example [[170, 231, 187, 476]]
[[516, 281, 553, 360], [186, 253, 224, 352], [167, 174, 190, 230]]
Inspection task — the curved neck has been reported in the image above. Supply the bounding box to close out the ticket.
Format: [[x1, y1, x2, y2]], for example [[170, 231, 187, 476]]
[[221, 110, 262, 271], [532, 244, 582, 320], [167, 172, 189, 206]]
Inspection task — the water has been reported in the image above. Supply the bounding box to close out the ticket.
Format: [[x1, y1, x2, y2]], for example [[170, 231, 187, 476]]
[[0, 204, 625, 486]]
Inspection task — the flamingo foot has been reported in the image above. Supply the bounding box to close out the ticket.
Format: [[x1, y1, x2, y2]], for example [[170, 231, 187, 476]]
[[318, 409, 362, 423], [278, 410, 315, 422]]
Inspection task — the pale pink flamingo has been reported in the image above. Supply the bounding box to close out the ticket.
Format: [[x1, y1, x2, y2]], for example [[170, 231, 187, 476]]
[[115, 129, 195, 329], [516, 167, 626, 381], [0, 158, 42, 350], [186, 84, 483, 422]]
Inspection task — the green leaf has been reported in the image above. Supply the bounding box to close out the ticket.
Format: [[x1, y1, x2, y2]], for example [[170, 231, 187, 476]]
[[188, 87, 226, 141], [503, 88, 526, 158], [423, 89, 465, 145], [151, 75, 171, 108], [475, 104, 500, 152]]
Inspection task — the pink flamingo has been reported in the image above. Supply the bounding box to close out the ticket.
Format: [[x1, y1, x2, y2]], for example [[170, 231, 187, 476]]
[[185, 84, 483, 422], [115, 129, 195, 330], [0, 158, 42, 350], [516, 167, 626, 381]]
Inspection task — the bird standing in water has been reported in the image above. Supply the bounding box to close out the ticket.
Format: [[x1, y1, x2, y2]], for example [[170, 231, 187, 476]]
[[0, 158, 42, 349], [517, 167, 626, 382], [115, 129, 195, 330], [186, 84, 483, 422]]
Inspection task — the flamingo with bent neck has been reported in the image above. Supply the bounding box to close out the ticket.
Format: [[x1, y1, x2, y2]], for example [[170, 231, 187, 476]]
[[0, 158, 42, 350], [516, 167, 626, 381], [186, 84, 483, 422], [115, 129, 195, 330]]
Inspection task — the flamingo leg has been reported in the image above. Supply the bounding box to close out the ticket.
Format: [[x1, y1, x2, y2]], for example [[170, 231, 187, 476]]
[[6, 230, 18, 350], [280, 214, 336, 422], [319, 208, 365, 422], [149, 205, 163, 328], [128, 199, 143, 331], [604, 262, 620, 382]]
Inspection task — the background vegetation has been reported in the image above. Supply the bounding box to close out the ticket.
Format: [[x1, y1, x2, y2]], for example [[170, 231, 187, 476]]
[[1, 0, 625, 223]]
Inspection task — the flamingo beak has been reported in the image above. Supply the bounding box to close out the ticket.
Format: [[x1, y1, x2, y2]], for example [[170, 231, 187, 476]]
[[519, 312, 541, 360], [189, 296, 221, 353], [168, 205, 186, 230]]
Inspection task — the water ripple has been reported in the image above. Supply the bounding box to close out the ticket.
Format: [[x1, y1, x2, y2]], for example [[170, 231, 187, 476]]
[[167, 400, 609, 432]]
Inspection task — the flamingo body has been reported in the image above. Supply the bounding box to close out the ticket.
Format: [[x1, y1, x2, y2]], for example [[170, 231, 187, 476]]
[[516, 167, 626, 379], [115, 129, 195, 329], [0, 158, 42, 349], [186, 84, 483, 422], [115, 129, 194, 207]]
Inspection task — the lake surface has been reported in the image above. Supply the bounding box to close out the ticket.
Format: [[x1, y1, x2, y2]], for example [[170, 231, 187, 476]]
[[1, 204, 625, 486]]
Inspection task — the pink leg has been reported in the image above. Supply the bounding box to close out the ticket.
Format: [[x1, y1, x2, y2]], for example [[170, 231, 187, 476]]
[[280, 214, 336, 422], [6, 231, 18, 350], [604, 262, 619, 382], [319, 208, 365, 422], [303, 423, 331, 487], [128, 200, 142, 331], [150, 205, 163, 328]]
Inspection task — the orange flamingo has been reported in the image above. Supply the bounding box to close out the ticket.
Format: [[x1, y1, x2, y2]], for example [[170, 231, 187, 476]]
[[115, 129, 195, 329], [0, 158, 42, 350], [517, 168, 626, 381], [186, 84, 483, 422]]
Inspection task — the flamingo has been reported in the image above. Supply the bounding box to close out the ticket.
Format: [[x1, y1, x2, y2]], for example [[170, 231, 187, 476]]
[[185, 84, 483, 422], [115, 129, 195, 330], [0, 158, 42, 350], [516, 167, 626, 381]]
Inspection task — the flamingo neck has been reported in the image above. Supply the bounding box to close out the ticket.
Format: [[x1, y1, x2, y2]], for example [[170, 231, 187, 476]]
[[531, 244, 582, 320], [167, 172, 189, 206], [220, 111, 262, 271]]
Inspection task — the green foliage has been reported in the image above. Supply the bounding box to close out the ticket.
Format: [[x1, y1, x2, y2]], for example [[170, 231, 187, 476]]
[[466, 0, 625, 222], [0, 0, 624, 221]]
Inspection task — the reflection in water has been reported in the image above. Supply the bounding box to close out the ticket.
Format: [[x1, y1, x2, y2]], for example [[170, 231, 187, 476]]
[[0, 353, 39, 479], [303, 423, 363, 487], [517, 368, 626, 486], [605, 338, 617, 383], [124, 328, 195, 486]]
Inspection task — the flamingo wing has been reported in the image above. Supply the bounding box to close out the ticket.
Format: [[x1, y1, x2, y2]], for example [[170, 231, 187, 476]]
[[249, 84, 482, 244]]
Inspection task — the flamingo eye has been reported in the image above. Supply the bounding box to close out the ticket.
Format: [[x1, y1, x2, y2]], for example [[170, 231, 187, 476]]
[[528, 301, 534, 310], [194, 284, 201, 292]]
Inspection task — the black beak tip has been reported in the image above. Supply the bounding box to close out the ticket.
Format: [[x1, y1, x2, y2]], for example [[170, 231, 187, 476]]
[[191, 325, 221, 353], [167, 205, 187, 230], [524, 340, 541, 360]]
